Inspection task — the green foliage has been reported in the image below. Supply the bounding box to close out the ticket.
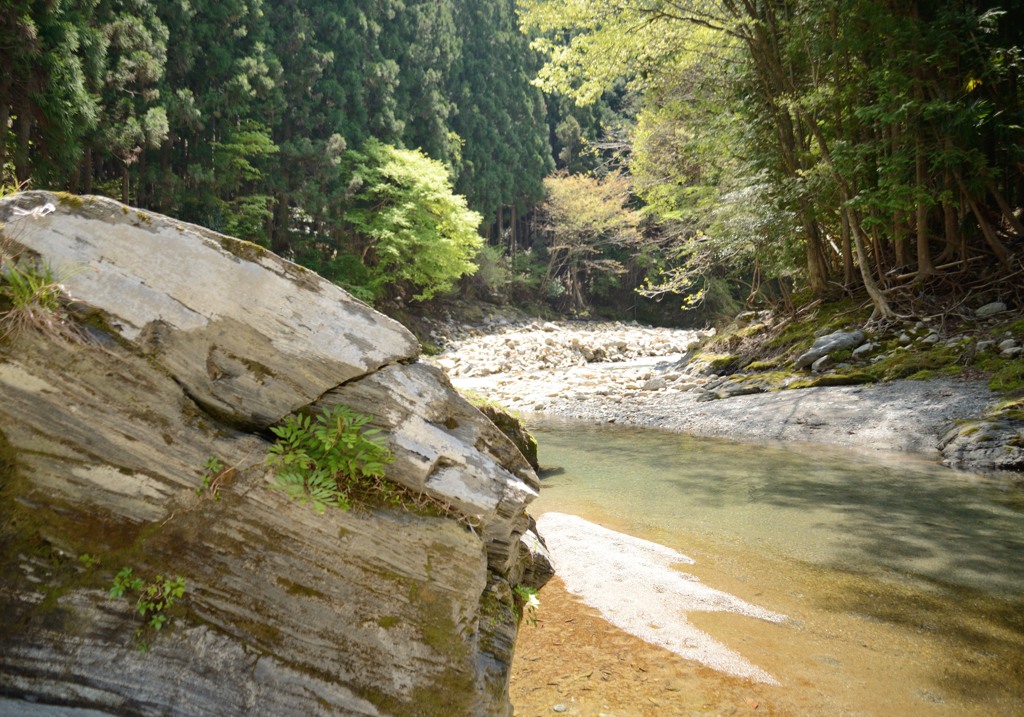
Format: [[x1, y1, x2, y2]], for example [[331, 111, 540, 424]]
[[461, 244, 513, 302], [513, 584, 540, 625], [1, 0, 552, 299], [195, 455, 225, 500], [521, 0, 1024, 316], [535, 172, 642, 313], [266, 405, 396, 514], [0, 259, 82, 341], [451, 0, 553, 225], [109, 567, 187, 648], [0, 180, 29, 199], [339, 140, 483, 302]]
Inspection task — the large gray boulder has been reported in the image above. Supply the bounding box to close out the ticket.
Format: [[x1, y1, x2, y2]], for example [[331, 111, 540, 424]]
[[0, 192, 544, 716], [939, 420, 1024, 472], [794, 330, 865, 370]]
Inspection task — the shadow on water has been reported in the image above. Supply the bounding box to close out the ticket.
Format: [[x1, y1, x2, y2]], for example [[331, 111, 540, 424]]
[[824, 575, 1024, 703], [532, 420, 1024, 706]]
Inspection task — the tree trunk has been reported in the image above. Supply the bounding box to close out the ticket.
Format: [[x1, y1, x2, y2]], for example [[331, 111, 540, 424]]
[[957, 171, 1009, 267], [496, 205, 504, 247], [985, 178, 1024, 237], [848, 208, 895, 320], [915, 140, 935, 281], [893, 211, 908, 268], [792, 103, 894, 318], [939, 168, 958, 263], [868, 227, 884, 286], [910, 6, 935, 281], [804, 221, 829, 296], [0, 75, 10, 180], [83, 146, 93, 195], [121, 163, 130, 205], [270, 192, 290, 255], [15, 95, 31, 183], [841, 210, 854, 287], [965, 192, 1010, 267], [510, 203, 518, 259]]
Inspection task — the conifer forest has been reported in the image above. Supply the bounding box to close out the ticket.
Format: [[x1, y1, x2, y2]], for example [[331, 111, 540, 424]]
[[2, 1, 1022, 317]]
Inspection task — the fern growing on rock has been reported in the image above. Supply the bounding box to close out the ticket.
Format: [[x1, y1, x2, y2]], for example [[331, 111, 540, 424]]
[[266, 405, 395, 513]]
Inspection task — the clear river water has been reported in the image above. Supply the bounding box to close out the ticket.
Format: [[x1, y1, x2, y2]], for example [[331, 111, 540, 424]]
[[528, 420, 1024, 716]]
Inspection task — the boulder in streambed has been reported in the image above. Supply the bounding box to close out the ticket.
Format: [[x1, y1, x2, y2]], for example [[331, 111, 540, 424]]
[[939, 420, 1024, 472], [0, 192, 545, 716], [794, 330, 865, 370]]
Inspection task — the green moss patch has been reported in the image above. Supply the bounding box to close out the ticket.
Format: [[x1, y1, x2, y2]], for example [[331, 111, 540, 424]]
[[988, 398, 1024, 421], [989, 361, 1024, 393], [864, 346, 960, 382], [745, 358, 782, 371], [788, 371, 876, 389]]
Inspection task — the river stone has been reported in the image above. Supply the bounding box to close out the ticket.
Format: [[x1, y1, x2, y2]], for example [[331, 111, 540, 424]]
[[642, 377, 668, 391], [810, 355, 834, 372], [0, 193, 544, 716], [940, 420, 1024, 471], [475, 403, 541, 472], [794, 330, 865, 370], [976, 301, 1007, 318], [852, 342, 878, 359]]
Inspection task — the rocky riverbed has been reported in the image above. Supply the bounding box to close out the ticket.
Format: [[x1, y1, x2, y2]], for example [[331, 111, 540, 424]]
[[437, 316, 1023, 714], [432, 318, 1022, 472]]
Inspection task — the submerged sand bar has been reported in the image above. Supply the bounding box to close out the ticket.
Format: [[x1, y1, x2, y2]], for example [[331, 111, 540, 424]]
[[536, 512, 787, 684]]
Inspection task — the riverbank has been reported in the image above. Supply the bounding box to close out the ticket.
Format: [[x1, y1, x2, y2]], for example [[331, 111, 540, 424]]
[[434, 318, 1012, 467], [430, 316, 1024, 716]]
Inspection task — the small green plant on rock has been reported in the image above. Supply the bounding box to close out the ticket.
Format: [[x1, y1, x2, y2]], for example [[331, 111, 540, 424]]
[[196, 454, 226, 500], [513, 585, 540, 626], [109, 567, 187, 649], [0, 259, 83, 341], [266, 405, 395, 513]]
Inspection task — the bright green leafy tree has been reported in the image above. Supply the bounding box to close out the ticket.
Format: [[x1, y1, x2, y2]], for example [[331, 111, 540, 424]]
[[302, 139, 483, 303]]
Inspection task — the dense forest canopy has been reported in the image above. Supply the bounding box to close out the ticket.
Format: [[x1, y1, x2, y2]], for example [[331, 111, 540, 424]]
[[0, 0, 552, 303], [2, 0, 1022, 319], [520, 0, 1024, 320]]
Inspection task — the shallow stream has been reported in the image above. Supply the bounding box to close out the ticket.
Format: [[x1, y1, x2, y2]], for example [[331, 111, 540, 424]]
[[529, 420, 1024, 716]]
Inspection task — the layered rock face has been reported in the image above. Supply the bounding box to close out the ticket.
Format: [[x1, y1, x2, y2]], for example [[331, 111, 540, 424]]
[[0, 193, 544, 716]]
